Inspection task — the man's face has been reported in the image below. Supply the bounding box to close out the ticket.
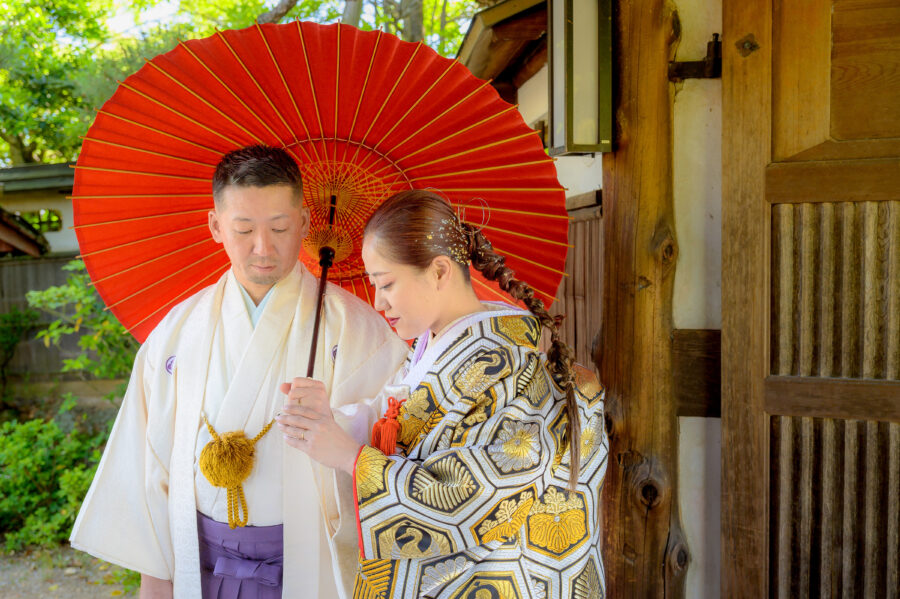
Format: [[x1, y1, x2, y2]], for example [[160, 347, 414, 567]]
[[208, 184, 309, 302]]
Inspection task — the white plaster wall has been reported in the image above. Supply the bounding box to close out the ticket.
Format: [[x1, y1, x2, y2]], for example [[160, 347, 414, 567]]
[[673, 4, 723, 330], [2, 194, 78, 254], [679, 416, 722, 598], [516, 64, 603, 197], [672, 0, 723, 597]]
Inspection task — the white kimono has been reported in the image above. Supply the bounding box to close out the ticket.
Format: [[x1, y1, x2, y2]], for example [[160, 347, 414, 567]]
[[70, 263, 409, 598]]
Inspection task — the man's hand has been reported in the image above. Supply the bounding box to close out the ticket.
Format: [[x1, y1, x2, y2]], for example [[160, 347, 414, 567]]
[[276, 377, 362, 475], [139, 574, 173, 599]]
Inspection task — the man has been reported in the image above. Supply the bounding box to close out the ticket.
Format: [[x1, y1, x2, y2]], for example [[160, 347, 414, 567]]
[[70, 145, 408, 598]]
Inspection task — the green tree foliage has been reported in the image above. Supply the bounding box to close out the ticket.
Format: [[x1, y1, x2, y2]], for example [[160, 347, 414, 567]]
[[26, 260, 137, 383], [0, 0, 114, 165], [0, 306, 39, 402], [1, 0, 483, 165], [0, 400, 105, 551]]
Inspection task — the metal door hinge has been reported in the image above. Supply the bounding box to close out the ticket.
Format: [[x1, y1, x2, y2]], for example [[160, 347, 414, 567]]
[[668, 34, 722, 81]]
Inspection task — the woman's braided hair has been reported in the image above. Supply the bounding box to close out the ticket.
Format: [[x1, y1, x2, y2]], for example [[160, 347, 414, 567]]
[[365, 190, 581, 490]]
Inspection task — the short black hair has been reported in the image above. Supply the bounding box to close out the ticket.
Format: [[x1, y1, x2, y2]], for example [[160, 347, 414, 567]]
[[212, 145, 303, 205]]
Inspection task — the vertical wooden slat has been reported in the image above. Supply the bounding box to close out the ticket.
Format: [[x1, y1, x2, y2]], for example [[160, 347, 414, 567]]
[[798, 417, 813, 593], [839, 203, 860, 378], [885, 202, 899, 380], [774, 205, 795, 375], [861, 202, 880, 378], [820, 418, 839, 598], [798, 204, 817, 376], [842, 420, 861, 595], [774, 416, 793, 599], [818, 202, 836, 377], [887, 423, 900, 599], [863, 421, 883, 597]]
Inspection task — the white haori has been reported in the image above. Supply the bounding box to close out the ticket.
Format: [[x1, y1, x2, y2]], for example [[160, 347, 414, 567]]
[[70, 262, 408, 599]]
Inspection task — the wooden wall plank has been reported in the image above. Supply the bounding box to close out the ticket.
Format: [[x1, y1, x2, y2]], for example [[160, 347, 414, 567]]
[[772, 0, 831, 160], [722, 0, 772, 594]]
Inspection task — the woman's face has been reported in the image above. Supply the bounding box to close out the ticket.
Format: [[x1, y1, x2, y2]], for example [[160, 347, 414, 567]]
[[362, 237, 440, 340]]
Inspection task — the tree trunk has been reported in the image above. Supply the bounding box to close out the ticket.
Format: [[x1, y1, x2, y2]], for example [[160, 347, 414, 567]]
[[342, 0, 363, 27], [598, 0, 688, 596], [400, 0, 424, 42], [257, 0, 299, 24], [1, 132, 36, 165]]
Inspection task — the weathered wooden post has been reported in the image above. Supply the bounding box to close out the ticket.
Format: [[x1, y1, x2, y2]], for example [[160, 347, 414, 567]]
[[597, 1, 689, 596]]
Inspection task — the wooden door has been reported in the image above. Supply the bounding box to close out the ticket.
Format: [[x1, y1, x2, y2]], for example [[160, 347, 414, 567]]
[[723, 0, 900, 597]]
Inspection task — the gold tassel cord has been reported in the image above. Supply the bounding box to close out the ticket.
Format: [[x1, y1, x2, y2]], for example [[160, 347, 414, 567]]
[[199, 414, 275, 529]]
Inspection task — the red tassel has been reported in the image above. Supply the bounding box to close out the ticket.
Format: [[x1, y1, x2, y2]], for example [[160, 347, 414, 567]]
[[371, 396, 406, 455]]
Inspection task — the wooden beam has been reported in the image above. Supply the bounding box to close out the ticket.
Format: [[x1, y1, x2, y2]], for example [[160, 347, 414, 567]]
[[511, 41, 547, 88], [674, 329, 721, 418], [0, 222, 43, 257], [766, 157, 900, 204], [598, 1, 687, 596], [721, 0, 772, 595], [765, 376, 900, 423]]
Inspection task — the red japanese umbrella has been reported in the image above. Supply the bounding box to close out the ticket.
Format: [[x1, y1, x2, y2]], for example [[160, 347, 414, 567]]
[[73, 22, 569, 343]]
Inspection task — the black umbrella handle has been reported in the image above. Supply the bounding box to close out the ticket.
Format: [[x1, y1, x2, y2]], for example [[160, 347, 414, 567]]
[[306, 196, 338, 378]]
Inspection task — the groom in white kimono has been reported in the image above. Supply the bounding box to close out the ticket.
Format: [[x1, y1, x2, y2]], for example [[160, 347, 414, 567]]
[[70, 145, 408, 599]]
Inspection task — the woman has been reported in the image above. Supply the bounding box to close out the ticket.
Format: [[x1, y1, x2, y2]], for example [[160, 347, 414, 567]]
[[276, 190, 607, 598]]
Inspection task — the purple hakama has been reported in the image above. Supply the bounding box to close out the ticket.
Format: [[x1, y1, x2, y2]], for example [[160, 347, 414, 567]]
[[197, 512, 283, 599]]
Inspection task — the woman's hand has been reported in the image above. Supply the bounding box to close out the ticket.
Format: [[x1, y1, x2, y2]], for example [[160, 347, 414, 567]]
[[276, 377, 362, 475]]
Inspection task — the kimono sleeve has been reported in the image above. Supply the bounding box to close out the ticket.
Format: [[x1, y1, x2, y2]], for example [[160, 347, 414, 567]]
[[351, 348, 561, 561], [69, 342, 174, 580]]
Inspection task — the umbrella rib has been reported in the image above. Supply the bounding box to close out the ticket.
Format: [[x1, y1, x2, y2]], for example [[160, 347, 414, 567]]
[[89, 238, 212, 285], [333, 23, 341, 164], [96, 110, 223, 155], [460, 219, 573, 248], [257, 23, 322, 163], [490, 245, 569, 277], [369, 78, 494, 171], [449, 204, 572, 221], [81, 137, 216, 168], [341, 30, 383, 164], [79, 223, 208, 258], [361, 277, 372, 304], [401, 131, 541, 173], [393, 105, 519, 165], [105, 249, 225, 311], [144, 60, 265, 145], [70, 193, 210, 199], [409, 159, 553, 182], [295, 21, 327, 159], [349, 42, 423, 166], [362, 57, 459, 164], [72, 208, 210, 229], [119, 82, 241, 146], [439, 187, 564, 193], [181, 37, 305, 161], [75, 165, 210, 182], [129, 263, 230, 332], [470, 276, 511, 303], [472, 276, 557, 305]]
